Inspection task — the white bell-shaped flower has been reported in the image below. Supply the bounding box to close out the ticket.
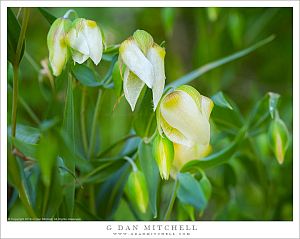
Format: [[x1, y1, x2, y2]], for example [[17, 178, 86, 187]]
[[66, 18, 103, 65], [119, 30, 166, 111], [47, 18, 71, 76], [157, 85, 214, 174]]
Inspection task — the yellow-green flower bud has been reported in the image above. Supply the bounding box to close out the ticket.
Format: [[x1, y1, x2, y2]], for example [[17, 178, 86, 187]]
[[119, 30, 166, 111], [47, 18, 71, 76], [125, 170, 149, 213], [153, 134, 174, 180], [268, 116, 289, 164], [66, 18, 103, 65]]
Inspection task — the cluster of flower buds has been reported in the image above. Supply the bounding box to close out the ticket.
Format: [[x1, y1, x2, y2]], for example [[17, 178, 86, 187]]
[[47, 16, 103, 76]]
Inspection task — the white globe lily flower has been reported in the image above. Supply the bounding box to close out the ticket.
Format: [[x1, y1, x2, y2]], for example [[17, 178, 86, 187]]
[[156, 85, 214, 175], [47, 18, 71, 76], [119, 30, 166, 111], [66, 18, 103, 65]]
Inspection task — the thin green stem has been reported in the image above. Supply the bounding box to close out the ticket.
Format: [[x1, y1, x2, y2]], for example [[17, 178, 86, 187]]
[[96, 134, 138, 158], [11, 65, 19, 138], [124, 156, 137, 172], [164, 179, 179, 221], [14, 8, 30, 67], [88, 89, 102, 159], [80, 87, 89, 155], [24, 52, 40, 73], [19, 96, 41, 125]]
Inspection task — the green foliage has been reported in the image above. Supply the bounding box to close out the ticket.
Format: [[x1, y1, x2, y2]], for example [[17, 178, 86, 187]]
[[7, 7, 292, 221]]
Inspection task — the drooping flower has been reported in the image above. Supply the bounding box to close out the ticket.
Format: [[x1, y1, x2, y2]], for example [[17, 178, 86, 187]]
[[66, 18, 103, 65], [47, 18, 71, 76], [119, 30, 166, 111], [156, 85, 214, 176]]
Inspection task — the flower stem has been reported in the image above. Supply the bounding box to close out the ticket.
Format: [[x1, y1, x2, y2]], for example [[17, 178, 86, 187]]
[[164, 179, 178, 220], [80, 86, 89, 155], [96, 134, 137, 158], [88, 89, 102, 159]]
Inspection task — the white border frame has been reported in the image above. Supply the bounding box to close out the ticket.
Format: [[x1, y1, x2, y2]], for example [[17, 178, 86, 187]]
[[1, 1, 299, 238]]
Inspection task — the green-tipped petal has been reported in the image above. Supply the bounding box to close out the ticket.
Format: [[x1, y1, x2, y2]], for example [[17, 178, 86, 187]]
[[47, 18, 71, 76], [160, 90, 210, 146], [120, 38, 154, 88], [123, 68, 145, 111], [177, 85, 202, 110], [126, 170, 149, 213], [133, 29, 154, 55], [153, 134, 174, 180], [268, 117, 289, 164], [147, 44, 166, 110]]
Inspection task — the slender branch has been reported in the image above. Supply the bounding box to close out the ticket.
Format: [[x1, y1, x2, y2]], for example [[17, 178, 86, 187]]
[[96, 134, 138, 158], [164, 179, 178, 221], [88, 89, 102, 159], [11, 65, 19, 138]]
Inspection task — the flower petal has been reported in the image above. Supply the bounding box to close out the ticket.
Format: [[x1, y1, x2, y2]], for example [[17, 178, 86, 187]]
[[200, 95, 214, 119], [123, 68, 145, 111], [133, 29, 154, 55], [47, 18, 71, 76], [172, 143, 212, 173], [66, 19, 89, 56], [120, 38, 154, 88], [160, 112, 193, 147], [160, 90, 210, 145], [147, 44, 166, 110], [83, 20, 103, 65], [71, 50, 89, 64]]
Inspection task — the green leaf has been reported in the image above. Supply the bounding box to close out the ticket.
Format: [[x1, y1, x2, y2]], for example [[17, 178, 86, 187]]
[[36, 132, 58, 186], [211, 91, 233, 110], [138, 141, 160, 218], [8, 124, 40, 158], [167, 35, 275, 89], [181, 127, 247, 172], [199, 174, 212, 200], [38, 7, 56, 24], [133, 88, 157, 139], [7, 8, 25, 64], [177, 172, 207, 211], [72, 64, 102, 87]]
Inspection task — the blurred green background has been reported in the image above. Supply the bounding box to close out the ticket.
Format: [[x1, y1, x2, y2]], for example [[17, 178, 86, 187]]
[[9, 7, 292, 220]]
